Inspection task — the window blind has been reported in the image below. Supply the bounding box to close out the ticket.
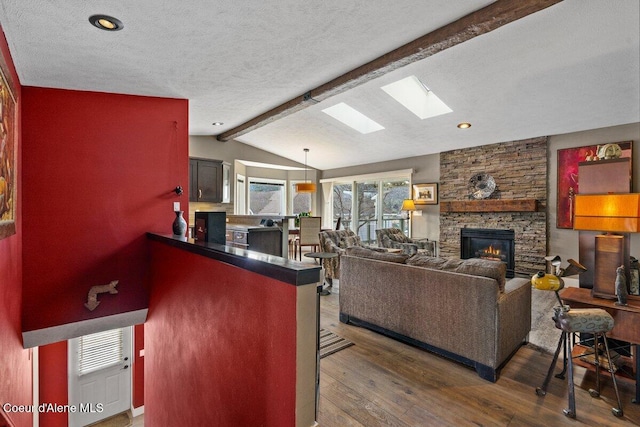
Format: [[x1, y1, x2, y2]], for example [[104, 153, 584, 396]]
[[78, 328, 123, 376]]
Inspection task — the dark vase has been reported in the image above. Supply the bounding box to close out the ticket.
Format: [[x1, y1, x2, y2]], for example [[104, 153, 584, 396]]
[[172, 210, 187, 237]]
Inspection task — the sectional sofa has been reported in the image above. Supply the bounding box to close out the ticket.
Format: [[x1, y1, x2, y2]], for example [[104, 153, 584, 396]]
[[339, 247, 531, 382]]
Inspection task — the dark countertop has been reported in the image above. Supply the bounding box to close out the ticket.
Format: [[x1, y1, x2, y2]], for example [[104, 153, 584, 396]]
[[226, 224, 282, 232], [147, 233, 320, 286]]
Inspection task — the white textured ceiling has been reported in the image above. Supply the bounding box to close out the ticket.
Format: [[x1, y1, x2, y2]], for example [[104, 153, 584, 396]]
[[1, 0, 638, 170]]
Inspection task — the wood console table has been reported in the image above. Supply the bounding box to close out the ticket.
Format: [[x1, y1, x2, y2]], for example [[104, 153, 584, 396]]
[[560, 287, 640, 403]]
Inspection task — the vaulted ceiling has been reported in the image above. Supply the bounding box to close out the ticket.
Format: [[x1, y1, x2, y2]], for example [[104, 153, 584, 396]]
[[1, 0, 638, 169]]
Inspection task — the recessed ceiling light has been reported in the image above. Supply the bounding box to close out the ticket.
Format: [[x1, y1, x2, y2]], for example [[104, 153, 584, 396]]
[[212, 122, 224, 126], [89, 15, 124, 31], [382, 75, 452, 120], [457, 122, 472, 129], [321, 102, 384, 134]]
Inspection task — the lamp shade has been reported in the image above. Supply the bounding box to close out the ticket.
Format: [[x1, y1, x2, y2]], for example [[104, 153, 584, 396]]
[[296, 148, 316, 193], [573, 193, 640, 233], [295, 182, 316, 193], [401, 199, 416, 211]]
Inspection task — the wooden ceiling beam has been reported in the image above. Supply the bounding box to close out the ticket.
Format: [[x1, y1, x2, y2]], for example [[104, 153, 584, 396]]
[[217, 0, 563, 142]]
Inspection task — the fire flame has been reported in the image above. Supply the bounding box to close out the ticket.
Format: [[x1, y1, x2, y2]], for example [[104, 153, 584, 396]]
[[483, 245, 500, 256], [479, 245, 503, 261]]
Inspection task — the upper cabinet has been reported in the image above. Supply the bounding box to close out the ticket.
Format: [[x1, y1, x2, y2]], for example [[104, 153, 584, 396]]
[[189, 158, 230, 203]]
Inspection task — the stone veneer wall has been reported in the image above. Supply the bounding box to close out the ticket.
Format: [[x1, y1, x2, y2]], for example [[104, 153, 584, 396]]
[[439, 137, 548, 275]]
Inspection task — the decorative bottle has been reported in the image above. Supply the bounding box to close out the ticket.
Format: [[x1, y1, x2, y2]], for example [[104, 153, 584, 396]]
[[172, 211, 187, 238]]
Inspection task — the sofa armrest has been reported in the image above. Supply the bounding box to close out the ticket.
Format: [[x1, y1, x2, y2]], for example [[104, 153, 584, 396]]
[[387, 241, 419, 255], [409, 239, 434, 256], [496, 278, 532, 363], [363, 245, 388, 253], [323, 239, 345, 255]]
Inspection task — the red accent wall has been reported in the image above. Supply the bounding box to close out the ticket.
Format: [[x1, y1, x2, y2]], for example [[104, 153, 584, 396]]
[[0, 25, 32, 427], [21, 88, 188, 332], [20, 87, 187, 417], [145, 242, 298, 426], [38, 342, 67, 427]]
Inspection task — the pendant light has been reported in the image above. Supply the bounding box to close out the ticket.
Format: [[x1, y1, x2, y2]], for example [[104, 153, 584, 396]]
[[295, 148, 317, 193]]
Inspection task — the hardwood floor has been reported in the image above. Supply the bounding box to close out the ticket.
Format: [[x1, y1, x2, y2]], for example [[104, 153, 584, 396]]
[[318, 286, 640, 426]]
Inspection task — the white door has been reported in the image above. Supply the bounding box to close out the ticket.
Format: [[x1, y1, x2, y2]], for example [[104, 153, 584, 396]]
[[68, 327, 131, 427]]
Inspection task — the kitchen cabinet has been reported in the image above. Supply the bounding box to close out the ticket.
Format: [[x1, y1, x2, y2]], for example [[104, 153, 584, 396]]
[[189, 158, 230, 203]]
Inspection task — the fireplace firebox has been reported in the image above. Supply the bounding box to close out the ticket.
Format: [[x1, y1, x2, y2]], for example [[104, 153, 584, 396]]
[[461, 228, 515, 278]]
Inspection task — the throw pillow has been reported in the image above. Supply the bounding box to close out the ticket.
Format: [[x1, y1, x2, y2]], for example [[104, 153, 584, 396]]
[[454, 258, 506, 292], [346, 246, 410, 263], [405, 255, 448, 269], [388, 233, 410, 243], [407, 255, 506, 291], [340, 235, 361, 248]]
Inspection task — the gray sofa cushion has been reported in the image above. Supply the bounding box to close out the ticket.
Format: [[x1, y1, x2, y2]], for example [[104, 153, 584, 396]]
[[406, 255, 506, 292], [346, 246, 410, 263]]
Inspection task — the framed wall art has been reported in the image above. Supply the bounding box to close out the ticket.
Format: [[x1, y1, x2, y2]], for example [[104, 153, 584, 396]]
[[0, 61, 17, 240], [557, 141, 632, 229], [413, 183, 438, 205]]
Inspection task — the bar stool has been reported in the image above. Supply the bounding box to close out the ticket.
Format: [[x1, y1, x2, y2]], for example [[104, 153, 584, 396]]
[[555, 308, 623, 418], [532, 271, 623, 419]]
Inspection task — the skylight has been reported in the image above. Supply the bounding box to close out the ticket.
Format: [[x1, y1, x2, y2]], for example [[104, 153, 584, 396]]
[[321, 102, 385, 134], [382, 75, 452, 120]]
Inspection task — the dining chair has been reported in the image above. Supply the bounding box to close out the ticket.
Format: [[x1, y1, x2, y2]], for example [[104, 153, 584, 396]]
[[298, 216, 321, 260]]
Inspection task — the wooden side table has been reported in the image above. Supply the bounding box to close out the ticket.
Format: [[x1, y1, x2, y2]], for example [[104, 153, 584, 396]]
[[560, 287, 640, 403]]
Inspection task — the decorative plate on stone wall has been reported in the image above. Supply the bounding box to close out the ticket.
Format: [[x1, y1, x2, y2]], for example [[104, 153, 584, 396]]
[[468, 173, 496, 199]]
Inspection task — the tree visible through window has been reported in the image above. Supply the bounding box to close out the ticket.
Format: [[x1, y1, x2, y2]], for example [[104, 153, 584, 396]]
[[331, 178, 410, 241], [333, 183, 352, 228]]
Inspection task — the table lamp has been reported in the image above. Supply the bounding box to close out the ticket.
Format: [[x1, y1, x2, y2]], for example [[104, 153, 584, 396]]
[[573, 193, 640, 299], [401, 198, 416, 220]]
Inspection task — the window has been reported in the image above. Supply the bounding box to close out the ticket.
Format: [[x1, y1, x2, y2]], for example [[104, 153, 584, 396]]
[[381, 179, 411, 234], [324, 170, 412, 243], [77, 328, 123, 376], [290, 181, 312, 215], [236, 174, 246, 214], [356, 180, 379, 243], [248, 178, 285, 215], [333, 183, 352, 228]]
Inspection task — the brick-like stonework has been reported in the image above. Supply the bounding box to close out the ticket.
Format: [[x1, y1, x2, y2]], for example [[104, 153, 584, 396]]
[[439, 137, 547, 275]]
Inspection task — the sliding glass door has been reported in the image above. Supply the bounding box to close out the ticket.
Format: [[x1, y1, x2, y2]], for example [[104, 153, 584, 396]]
[[330, 176, 410, 244], [333, 183, 353, 230], [381, 179, 410, 235]]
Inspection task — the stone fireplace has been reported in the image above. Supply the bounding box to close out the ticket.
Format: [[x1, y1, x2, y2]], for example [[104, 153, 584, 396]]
[[439, 137, 548, 276], [461, 228, 515, 278]]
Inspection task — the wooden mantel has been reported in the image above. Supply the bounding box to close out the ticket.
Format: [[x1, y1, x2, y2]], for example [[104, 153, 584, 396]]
[[440, 199, 541, 213]]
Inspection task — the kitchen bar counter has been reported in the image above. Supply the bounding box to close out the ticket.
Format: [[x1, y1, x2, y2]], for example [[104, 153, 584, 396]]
[[147, 233, 320, 286], [146, 231, 319, 426]]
